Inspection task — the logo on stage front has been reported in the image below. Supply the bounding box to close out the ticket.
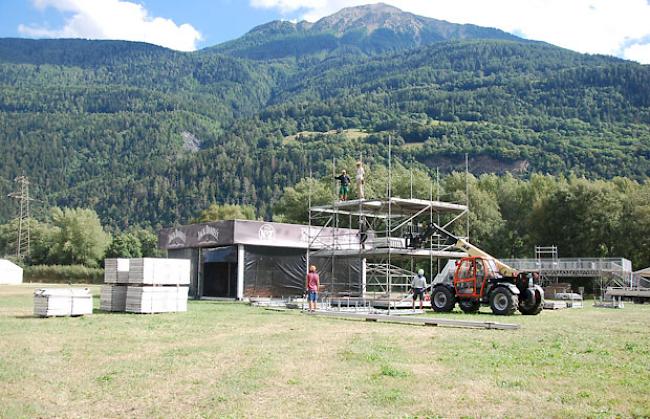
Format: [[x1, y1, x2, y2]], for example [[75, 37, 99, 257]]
[[167, 229, 187, 247], [258, 223, 275, 241], [198, 225, 219, 244]]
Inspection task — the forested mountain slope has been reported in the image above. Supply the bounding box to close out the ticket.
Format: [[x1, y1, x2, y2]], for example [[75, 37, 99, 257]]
[[0, 4, 649, 229]]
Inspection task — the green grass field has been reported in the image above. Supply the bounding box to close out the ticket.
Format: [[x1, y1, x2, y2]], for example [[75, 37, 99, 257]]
[[1, 284, 649, 418]]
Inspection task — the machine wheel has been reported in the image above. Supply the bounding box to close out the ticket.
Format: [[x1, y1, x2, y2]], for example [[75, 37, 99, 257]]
[[519, 288, 544, 315], [489, 287, 518, 316], [431, 286, 456, 312], [459, 299, 481, 313]]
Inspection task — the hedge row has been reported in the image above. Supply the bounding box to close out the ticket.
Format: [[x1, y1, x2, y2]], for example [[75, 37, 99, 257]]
[[24, 265, 104, 284]]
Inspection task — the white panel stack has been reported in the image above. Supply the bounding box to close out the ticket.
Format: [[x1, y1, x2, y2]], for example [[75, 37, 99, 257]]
[[128, 258, 190, 285], [34, 288, 93, 317], [101, 258, 189, 314], [126, 286, 189, 313], [99, 285, 128, 311]]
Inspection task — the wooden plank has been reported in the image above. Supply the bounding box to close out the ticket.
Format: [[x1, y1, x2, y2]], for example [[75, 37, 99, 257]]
[[305, 310, 520, 330]]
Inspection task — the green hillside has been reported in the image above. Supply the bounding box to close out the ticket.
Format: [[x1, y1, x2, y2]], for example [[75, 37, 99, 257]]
[[0, 5, 649, 230]]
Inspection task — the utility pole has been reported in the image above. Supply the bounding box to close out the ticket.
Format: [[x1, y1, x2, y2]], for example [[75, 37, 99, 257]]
[[8, 176, 34, 259]]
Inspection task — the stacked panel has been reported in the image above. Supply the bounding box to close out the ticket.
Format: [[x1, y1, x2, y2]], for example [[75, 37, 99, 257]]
[[34, 288, 93, 317], [126, 286, 189, 313], [103, 258, 130, 284], [101, 258, 189, 314], [99, 285, 128, 311], [128, 258, 190, 285]]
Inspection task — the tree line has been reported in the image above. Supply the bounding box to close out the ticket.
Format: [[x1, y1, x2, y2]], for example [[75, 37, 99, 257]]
[[274, 166, 650, 269], [1, 170, 648, 272]]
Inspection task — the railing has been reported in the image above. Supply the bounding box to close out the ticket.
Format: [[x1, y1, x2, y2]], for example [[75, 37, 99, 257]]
[[365, 263, 415, 295], [632, 275, 650, 288], [503, 258, 631, 274]]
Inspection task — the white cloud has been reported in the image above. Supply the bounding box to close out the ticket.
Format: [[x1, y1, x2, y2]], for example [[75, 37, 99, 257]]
[[19, 0, 202, 51], [623, 42, 650, 63], [250, 0, 650, 64]]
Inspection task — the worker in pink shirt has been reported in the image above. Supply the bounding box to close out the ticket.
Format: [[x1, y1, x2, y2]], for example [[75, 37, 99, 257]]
[[305, 265, 320, 312]]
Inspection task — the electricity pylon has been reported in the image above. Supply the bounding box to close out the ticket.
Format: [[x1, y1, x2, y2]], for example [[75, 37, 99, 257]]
[[8, 176, 34, 259]]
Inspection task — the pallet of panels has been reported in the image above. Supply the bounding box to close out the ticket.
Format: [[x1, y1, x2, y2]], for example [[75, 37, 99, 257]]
[[128, 258, 190, 286], [99, 285, 128, 312], [125, 286, 189, 313], [543, 300, 568, 310], [34, 288, 93, 317], [104, 258, 130, 284]]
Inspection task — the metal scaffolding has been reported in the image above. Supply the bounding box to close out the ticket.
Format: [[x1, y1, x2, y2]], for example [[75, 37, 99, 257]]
[[502, 257, 633, 290], [307, 197, 468, 310]]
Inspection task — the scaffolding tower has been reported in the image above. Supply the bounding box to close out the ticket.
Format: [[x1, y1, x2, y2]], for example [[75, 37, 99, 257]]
[[307, 197, 468, 310]]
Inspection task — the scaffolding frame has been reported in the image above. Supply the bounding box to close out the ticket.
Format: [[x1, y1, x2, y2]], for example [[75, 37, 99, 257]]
[[307, 197, 468, 311]]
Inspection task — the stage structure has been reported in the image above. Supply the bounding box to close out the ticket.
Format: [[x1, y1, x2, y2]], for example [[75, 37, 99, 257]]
[[307, 197, 468, 310]]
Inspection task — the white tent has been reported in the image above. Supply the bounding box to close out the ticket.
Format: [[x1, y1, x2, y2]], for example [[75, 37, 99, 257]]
[[0, 259, 23, 285]]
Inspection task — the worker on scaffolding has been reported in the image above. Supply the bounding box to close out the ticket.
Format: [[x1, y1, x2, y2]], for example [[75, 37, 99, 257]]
[[305, 265, 320, 312], [355, 161, 365, 199], [335, 169, 351, 201], [411, 269, 427, 310]]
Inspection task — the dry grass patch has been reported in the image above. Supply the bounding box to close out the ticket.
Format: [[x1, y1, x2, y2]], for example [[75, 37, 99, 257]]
[[1, 284, 649, 418]]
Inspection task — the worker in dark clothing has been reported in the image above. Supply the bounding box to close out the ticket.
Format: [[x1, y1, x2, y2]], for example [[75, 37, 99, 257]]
[[335, 170, 351, 201]]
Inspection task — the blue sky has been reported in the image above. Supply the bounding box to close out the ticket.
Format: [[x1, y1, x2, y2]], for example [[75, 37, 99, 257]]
[[1, 0, 650, 63], [0, 0, 298, 49]]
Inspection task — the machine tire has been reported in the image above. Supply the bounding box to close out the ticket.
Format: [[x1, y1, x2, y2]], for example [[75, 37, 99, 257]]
[[519, 288, 544, 315], [489, 287, 518, 316], [459, 299, 481, 313], [431, 286, 456, 312]]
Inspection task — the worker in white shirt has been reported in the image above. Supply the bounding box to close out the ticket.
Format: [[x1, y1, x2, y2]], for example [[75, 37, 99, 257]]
[[411, 269, 427, 310], [356, 161, 365, 199]]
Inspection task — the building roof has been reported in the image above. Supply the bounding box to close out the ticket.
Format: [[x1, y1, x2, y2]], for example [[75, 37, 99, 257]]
[[158, 219, 359, 250]]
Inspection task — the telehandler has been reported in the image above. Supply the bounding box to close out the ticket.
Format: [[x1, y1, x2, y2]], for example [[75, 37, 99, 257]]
[[419, 223, 544, 315]]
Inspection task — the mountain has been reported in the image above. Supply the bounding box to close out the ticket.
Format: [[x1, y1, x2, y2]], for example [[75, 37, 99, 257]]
[[212, 3, 523, 59], [0, 4, 649, 229]]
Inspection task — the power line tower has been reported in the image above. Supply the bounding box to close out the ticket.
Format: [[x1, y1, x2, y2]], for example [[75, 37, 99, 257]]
[[8, 176, 34, 259]]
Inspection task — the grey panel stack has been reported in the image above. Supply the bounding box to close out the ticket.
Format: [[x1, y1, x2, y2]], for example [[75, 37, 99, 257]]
[[104, 258, 130, 284], [99, 285, 127, 311], [34, 288, 93, 317], [101, 258, 129, 311], [125, 286, 189, 313]]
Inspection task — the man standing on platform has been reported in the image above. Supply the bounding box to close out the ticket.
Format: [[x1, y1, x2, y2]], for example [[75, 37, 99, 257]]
[[355, 161, 365, 199], [411, 269, 427, 310], [305, 265, 320, 312], [335, 169, 351, 201]]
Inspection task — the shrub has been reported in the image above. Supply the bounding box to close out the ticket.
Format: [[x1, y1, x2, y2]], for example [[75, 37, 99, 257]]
[[24, 264, 104, 284]]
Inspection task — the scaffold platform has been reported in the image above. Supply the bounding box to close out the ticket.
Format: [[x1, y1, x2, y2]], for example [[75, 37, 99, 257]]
[[308, 196, 469, 300], [502, 257, 633, 287]]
